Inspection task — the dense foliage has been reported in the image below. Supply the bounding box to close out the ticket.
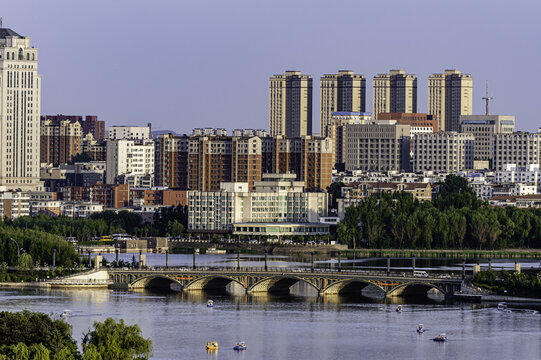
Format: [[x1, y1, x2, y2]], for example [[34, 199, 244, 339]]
[[338, 175, 541, 249], [82, 318, 153, 360], [0, 311, 78, 358], [6, 207, 188, 242], [0, 225, 78, 267], [0, 312, 152, 360], [473, 271, 541, 297]]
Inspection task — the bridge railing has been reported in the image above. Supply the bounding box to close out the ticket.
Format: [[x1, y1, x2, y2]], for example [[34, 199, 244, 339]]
[[109, 266, 462, 280]]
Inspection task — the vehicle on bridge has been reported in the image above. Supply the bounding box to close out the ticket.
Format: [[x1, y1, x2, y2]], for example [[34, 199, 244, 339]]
[[206, 341, 218, 350], [413, 271, 429, 278]]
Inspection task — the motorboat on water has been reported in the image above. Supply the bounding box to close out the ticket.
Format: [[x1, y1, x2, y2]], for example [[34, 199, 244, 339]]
[[497, 302, 507, 311], [432, 333, 448, 342], [233, 341, 247, 351], [206, 341, 218, 350], [207, 300, 214, 308], [60, 310, 72, 319], [396, 305, 403, 313], [417, 324, 425, 333]]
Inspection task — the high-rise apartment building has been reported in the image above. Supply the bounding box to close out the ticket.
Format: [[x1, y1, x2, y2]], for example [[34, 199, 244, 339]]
[[40, 118, 83, 165], [373, 70, 417, 118], [328, 112, 372, 169], [106, 139, 154, 185], [0, 27, 42, 191], [320, 70, 366, 137], [413, 132, 475, 173], [460, 115, 515, 165], [43, 115, 105, 140], [493, 132, 541, 171], [269, 71, 312, 137], [428, 69, 472, 131], [154, 132, 333, 192]]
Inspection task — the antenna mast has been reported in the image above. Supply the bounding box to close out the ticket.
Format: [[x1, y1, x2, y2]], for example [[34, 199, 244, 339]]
[[482, 81, 493, 116]]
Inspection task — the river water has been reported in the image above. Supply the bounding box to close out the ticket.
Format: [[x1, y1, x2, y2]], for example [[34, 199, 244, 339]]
[[1, 254, 541, 360]]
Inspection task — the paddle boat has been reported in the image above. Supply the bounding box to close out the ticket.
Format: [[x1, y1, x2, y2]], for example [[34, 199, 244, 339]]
[[417, 324, 425, 333], [207, 300, 214, 308], [233, 341, 247, 351], [206, 341, 218, 350], [396, 305, 403, 313], [432, 333, 448, 342], [497, 302, 507, 311]]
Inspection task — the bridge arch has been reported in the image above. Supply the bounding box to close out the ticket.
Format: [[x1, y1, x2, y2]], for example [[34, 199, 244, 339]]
[[130, 275, 183, 290], [323, 279, 386, 296], [183, 275, 246, 292], [386, 282, 446, 297], [248, 275, 320, 294]]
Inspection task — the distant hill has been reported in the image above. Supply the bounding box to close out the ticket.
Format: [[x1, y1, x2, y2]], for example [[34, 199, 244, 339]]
[[151, 130, 177, 137]]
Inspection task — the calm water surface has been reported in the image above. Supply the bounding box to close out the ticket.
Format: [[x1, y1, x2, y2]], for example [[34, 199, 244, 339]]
[[2, 254, 541, 359], [1, 287, 540, 360]]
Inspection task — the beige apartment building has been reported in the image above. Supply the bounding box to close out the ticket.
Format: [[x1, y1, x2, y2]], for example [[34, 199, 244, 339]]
[[269, 71, 312, 137], [328, 112, 372, 168], [40, 118, 83, 165], [0, 28, 42, 191], [428, 70, 473, 132], [154, 132, 333, 192], [320, 70, 366, 136], [460, 115, 515, 165], [413, 132, 475, 173], [493, 132, 541, 171], [373, 70, 417, 118], [344, 122, 411, 172]]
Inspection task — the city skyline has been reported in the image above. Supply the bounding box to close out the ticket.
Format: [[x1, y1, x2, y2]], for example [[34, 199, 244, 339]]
[[2, 0, 540, 134]]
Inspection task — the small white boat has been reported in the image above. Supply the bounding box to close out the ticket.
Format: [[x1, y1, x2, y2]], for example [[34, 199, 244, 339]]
[[396, 305, 403, 313], [417, 324, 425, 333], [207, 300, 214, 308], [60, 310, 72, 319], [497, 302, 507, 311]]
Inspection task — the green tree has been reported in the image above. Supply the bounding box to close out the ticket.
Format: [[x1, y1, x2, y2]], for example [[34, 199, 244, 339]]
[[17, 253, 33, 270], [29, 343, 50, 360], [82, 318, 152, 360], [165, 220, 184, 237]]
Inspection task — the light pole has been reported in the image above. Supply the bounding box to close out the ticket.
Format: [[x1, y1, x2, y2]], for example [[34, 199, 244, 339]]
[[10, 238, 20, 257]]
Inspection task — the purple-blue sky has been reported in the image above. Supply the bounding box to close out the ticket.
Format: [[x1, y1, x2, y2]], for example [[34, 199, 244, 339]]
[[3, 0, 540, 133]]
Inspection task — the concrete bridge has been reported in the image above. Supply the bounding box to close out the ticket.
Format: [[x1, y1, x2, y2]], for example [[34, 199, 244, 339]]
[[108, 268, 463, 298]]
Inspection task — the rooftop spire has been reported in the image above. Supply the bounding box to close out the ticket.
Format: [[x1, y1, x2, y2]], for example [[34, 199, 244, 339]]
[[482, 81, 493, 116]]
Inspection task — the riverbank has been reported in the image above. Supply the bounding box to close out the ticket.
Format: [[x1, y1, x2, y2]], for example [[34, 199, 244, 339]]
[[171, 241, 347, 255], [340, 249, 541, 259]]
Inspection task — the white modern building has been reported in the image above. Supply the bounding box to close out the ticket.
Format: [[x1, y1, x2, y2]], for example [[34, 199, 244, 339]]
[[108, 125, 151, 140], [106, 139, 154, 185], [495, 164, 540, 186], [0, 27, 42, 191], [187, 173, 329, 236]]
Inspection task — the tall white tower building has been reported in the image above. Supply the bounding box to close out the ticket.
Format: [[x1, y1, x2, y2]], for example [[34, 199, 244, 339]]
[[0, 27, 42, 191]]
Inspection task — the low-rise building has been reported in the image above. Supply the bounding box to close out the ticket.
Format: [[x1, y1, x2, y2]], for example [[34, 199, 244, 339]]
[[0, 190, 30, 219], [187, 173, 329, 235]]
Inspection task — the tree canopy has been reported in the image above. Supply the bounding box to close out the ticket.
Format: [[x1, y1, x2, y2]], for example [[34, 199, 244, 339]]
[[338, 175, 541, 250], [0, 312, 152, 360]]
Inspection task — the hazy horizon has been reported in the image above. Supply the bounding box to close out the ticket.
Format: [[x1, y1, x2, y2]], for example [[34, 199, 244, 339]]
[[3, 0, 540, 134]]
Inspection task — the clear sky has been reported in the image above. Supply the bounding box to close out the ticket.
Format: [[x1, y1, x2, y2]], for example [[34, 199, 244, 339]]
[[3, 0, 540, 133]]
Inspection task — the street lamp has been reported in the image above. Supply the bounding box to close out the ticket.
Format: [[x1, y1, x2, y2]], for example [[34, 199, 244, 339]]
[[10, 238, 20, 257]]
